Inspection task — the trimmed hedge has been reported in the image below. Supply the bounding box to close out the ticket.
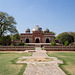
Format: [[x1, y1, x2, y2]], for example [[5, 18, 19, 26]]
[[18, 43, 24, 46]]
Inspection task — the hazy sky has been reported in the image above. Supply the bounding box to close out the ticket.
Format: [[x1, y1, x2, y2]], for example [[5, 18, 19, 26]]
[[0, 0, 75, 36]]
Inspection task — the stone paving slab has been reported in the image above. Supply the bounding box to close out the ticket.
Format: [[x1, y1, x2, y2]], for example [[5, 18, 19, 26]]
[[23, 63, 66, 75], [17, 47, 66, 75]]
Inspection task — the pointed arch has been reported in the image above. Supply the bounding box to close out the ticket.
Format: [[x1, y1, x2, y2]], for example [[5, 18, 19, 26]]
[[25, 38, 29, 43], [46, 38, 50, 43], [35, 38, 40, 43]]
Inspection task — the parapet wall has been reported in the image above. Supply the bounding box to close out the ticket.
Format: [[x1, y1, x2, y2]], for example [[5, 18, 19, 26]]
[[0, 46, 34, 51], [44, 46, 75, 51]]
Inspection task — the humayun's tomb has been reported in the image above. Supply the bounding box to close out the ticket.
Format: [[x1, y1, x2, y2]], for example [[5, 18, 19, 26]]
[[20, 25, 55, 43]]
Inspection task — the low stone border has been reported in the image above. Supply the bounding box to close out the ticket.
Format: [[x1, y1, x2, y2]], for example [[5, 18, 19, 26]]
[[0, 46, 34, 51], [44, 46, 75, 51]]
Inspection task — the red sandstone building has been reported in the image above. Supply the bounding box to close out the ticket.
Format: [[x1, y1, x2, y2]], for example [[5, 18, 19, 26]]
[[20, 25, 55, 43]]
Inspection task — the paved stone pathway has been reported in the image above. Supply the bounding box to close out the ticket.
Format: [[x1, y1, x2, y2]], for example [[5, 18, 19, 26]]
[[32, 47, 48, 58], [17, 47, 66, 75]]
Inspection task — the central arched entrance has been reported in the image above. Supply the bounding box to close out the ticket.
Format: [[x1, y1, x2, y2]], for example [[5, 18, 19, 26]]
[[35, 38, 40, 43], [25, 38, 29, 43], [46, 38, 50, 43]]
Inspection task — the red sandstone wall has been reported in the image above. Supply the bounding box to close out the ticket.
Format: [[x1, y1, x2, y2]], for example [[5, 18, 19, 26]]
[[44, 46, 75, 51], [0, 46, 34, 51]]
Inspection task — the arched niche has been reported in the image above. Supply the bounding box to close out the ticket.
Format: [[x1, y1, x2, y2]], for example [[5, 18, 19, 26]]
[[46, 38, 50, 43], [25, 38, 29, 43]]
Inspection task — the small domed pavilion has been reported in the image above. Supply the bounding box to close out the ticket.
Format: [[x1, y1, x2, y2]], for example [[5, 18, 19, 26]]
[[26, 28, 30, 33]]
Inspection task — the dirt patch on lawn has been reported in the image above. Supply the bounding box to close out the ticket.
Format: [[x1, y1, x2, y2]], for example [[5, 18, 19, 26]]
[[20, 58, 53, 62]]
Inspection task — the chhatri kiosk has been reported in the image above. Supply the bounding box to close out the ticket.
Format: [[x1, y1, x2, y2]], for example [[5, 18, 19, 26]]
[[20, 25, 55, 43]]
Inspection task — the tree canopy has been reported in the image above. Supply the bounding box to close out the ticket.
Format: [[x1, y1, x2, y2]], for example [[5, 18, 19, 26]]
[[56, 32, 74, 45], [68, 32, 75, 41], [0, 35, 11, 45], [56, 32, 68, 41], [60, 33, 74, 45], [12, 33, 20, 40], [0, 11, 18, 36]]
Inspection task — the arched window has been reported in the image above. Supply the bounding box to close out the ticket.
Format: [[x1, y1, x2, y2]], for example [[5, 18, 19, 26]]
[[35, 38, 40, 43], [46, 38, 50, 43], [21, 40, 22, 42], [25, 38, 29, 43]]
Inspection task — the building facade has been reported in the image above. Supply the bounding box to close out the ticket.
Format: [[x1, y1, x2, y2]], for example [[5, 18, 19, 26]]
[[20, 25, 55, 43]]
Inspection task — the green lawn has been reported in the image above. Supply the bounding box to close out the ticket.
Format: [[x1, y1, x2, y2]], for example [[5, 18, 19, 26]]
[[47, 52, 75, 75], [0, 52, 32, 75]]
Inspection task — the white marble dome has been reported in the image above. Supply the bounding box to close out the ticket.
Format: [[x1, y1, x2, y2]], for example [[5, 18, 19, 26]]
[[32, 25, 42, 31]]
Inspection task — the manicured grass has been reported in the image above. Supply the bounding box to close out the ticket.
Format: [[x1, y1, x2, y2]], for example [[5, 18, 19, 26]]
[[0, 52, 32, 75], [47, 52, 75, 75]]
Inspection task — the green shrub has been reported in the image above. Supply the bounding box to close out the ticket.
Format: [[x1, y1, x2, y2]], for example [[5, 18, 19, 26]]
[[18, 43, 24, 46], [41, 48, 44, 50], [0, 45, 2, 46], [24, 44, 28, 46], [64, 41, 69, 46], [10, 44, 14, 46], [51, 41, 56, 46]]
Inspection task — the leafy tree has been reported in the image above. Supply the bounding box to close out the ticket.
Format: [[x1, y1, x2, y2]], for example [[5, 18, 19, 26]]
[[12, 33, 20, 40], [56, 32, 68, 41], [60, 33, 74, 45], [0, 11, 18, 36], [68, 32, 75, 41], [0, 35, 11, 45], [0, 36, 3, 45]]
